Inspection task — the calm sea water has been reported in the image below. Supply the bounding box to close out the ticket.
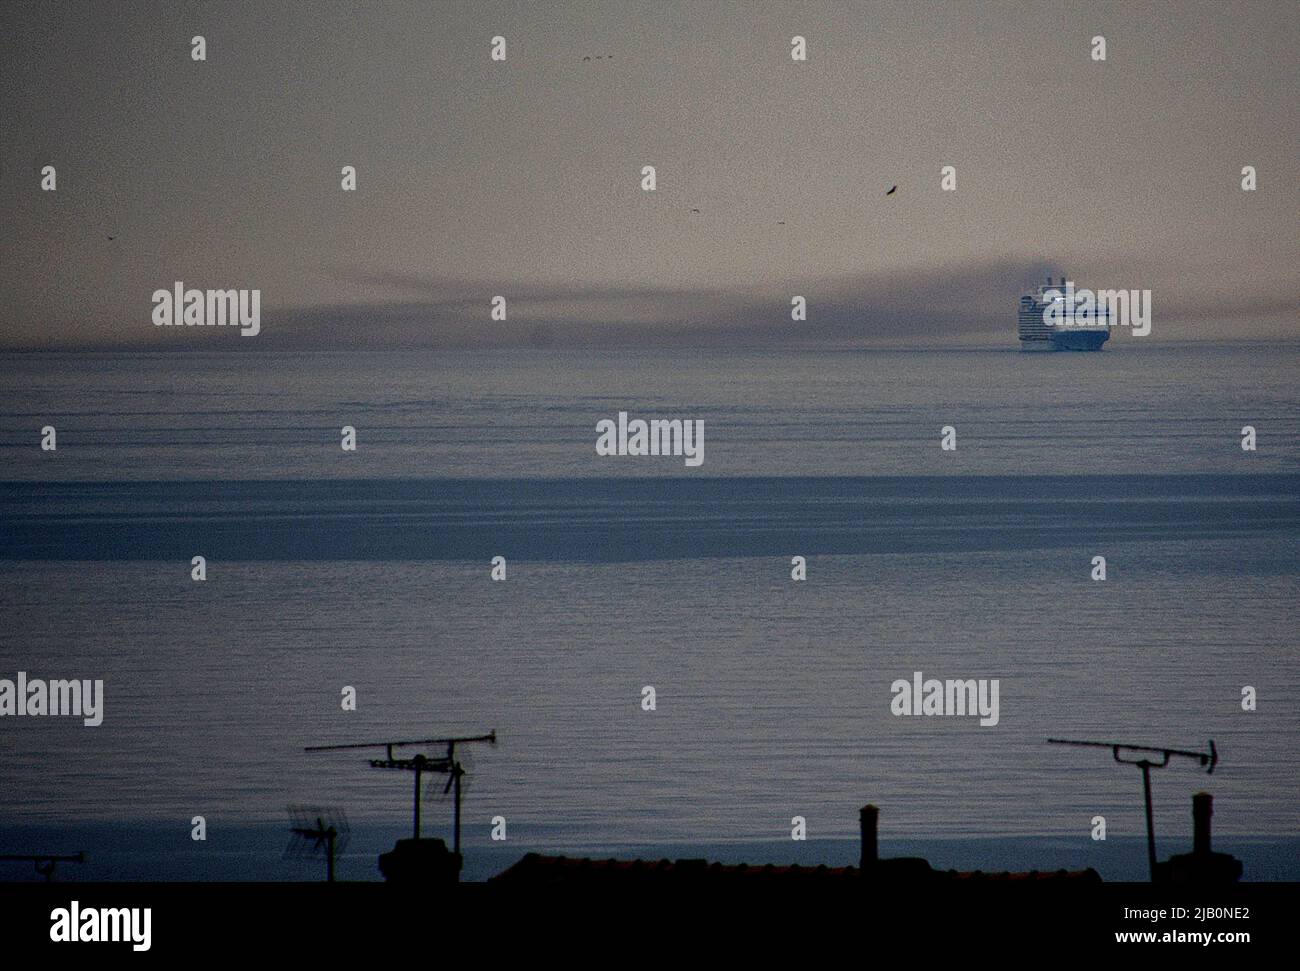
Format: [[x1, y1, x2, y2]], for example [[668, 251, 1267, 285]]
[[1, 344, 1296, 880]]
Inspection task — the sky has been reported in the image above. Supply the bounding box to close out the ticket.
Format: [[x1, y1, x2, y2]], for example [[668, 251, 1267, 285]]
[[1, 0, 1297, 349]]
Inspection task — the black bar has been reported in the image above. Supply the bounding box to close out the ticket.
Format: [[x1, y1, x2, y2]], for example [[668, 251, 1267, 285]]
[[0, 881, 1289, 956]]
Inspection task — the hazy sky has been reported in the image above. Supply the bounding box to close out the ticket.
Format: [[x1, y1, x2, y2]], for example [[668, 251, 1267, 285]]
[[2, 0, 1297, 349]]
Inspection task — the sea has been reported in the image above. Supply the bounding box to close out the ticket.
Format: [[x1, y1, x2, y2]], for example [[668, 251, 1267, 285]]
[[1, 343, 1297, 882]]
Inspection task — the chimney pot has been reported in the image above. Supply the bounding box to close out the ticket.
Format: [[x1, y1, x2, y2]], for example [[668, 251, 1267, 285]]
[[859, 804, 878, 868], [1192, 792, 1213, 855]]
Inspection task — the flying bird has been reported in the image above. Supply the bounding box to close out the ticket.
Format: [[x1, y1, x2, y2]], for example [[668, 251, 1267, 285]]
[[885, 185, 897, 195], [689, 208, 700, 214]]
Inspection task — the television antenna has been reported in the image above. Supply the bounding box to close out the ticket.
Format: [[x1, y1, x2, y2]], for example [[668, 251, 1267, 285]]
[[0, 852, 85, 882], [284, 806, 350, 882], [1048, 738, 1217, 881], [305, 731, 496, 856]]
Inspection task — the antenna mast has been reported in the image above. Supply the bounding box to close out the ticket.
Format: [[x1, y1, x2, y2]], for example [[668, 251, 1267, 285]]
[[1047, 738, 1217, 881], [306, 731, 496, 857]]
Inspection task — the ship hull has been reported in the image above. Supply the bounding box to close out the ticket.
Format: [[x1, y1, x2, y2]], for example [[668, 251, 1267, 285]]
[[1049, 330, 1109, 351]]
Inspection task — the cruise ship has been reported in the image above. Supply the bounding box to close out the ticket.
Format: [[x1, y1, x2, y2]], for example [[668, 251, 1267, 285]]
[[1018, 276, 1110, 351]]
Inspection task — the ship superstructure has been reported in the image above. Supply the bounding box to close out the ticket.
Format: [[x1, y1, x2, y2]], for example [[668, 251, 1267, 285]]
[[1018, 276, 1110, 351]]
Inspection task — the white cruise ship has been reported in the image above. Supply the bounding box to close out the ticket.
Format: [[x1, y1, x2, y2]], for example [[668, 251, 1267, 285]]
[[1018, 276, 1110, 351]]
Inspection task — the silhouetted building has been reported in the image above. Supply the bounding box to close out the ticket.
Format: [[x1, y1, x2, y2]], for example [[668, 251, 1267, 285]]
[[492, 804, 1101, 886], [378, 837, 461, 884]]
